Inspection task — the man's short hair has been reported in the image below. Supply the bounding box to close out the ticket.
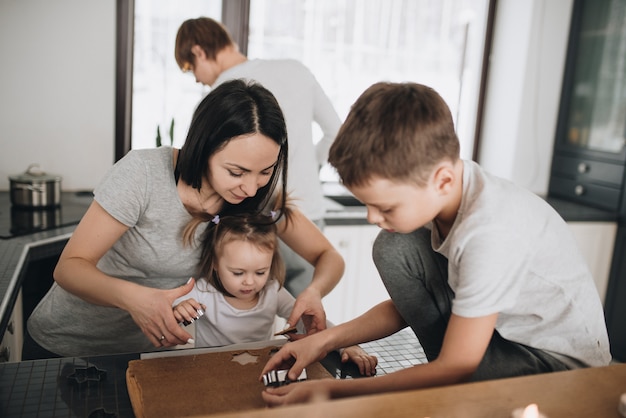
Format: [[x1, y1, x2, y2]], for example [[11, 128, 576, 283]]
[[175, 17, 234, 70]]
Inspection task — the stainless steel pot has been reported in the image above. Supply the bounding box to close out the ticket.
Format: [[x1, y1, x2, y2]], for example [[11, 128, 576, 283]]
[[9, 164, 62, 208]]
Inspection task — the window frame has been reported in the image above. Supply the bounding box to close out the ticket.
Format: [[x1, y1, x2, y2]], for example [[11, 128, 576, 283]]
[[115, 0, 495, 161]]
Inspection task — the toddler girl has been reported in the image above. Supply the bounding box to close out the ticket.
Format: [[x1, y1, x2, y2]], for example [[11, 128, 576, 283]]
[[173, 211, 377, 376]]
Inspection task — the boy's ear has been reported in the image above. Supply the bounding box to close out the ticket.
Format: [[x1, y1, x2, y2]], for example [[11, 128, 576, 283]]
[[191, 45, 207, 60], [432, 162, 456, 195]]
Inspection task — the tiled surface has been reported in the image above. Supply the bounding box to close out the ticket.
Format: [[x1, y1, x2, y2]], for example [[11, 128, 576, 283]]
[[359, 328, 427, 375], [321, 328, 427, 380], [0, 354, 136, 418]]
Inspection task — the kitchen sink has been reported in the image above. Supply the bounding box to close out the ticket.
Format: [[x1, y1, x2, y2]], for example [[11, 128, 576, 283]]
[[325, 194, 364, 207], [322, 182, 364, 207]]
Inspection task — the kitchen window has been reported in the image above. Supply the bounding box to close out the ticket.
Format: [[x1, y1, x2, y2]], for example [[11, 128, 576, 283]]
[[121, 0, 493, 164], [129, 0, 221, 151]]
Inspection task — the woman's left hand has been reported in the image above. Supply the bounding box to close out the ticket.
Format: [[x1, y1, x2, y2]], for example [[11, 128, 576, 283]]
[[277, 209, 345, 335]]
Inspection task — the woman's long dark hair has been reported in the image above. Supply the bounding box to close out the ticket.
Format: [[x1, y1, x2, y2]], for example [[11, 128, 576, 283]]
[[178, 79, 289, 246]]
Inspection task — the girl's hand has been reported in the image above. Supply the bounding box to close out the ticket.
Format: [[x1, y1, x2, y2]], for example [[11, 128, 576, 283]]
[[262, 379, 331, 407], [341, 345, 378, 376], [173, 298, 205, 325], [125, 278, 196, 347]]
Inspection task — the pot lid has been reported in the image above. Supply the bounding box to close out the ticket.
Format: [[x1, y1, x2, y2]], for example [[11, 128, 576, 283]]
[[9, 164, 62, 182]]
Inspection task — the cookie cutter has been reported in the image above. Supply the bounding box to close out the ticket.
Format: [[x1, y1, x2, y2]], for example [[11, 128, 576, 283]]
[[262, 368, 307, 387]]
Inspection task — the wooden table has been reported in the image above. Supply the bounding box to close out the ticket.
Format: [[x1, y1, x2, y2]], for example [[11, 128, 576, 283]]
[[201, 363, 626, 418]]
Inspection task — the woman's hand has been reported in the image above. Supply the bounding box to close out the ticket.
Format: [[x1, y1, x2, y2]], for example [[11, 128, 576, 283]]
[[286, 286, 327, 335], [341, 345, 378, 376], [125, 278, 197, 347], [277, 209, 345, 334]]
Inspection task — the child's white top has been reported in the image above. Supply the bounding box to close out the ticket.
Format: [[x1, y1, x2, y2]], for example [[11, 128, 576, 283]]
[[432, 160, 611, 367], [175, 280, 297, 347]]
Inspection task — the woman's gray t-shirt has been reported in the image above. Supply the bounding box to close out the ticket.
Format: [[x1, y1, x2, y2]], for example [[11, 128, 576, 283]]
[[28, 147, 207, 357]]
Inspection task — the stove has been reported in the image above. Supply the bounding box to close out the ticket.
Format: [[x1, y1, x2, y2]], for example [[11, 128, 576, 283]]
[[0, 191, 93, 239]]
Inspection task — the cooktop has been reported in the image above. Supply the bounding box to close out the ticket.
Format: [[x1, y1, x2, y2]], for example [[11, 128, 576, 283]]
[[0, 191, 93, 239]]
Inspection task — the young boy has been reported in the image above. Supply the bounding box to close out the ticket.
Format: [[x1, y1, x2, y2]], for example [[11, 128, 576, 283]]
[[260, 82, 611, 406]]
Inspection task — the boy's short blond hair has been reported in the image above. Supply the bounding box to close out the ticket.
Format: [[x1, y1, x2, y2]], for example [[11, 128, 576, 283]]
[[329, 82, 460, 187]]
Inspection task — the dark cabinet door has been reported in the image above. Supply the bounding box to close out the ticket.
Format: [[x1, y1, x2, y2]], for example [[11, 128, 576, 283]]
[[549, 0, 626, 211], [554, 0, 626, 161]]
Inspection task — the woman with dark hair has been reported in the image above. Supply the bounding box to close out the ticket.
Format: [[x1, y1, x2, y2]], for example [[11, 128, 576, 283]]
[[23, 79, 344, 359]]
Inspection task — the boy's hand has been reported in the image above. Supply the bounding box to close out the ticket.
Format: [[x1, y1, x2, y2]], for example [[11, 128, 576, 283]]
[[341, 345, 377, 376], [262, 379, 331, 406], [260, 334, 328, 382]]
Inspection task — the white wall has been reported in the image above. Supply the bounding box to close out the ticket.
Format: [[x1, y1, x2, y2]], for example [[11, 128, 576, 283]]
[[478, 0, 574, 195], [0, 0, 116, 191], [0, 0, 571, 195]]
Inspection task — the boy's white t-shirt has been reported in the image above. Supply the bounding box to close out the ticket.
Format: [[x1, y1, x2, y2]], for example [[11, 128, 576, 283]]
[[431, 160, 611, 367], [175, 279, 297, 347]]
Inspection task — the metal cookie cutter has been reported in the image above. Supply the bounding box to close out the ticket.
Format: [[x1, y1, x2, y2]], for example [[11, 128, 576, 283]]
[[262, 368, 308, 387], [181, 308, 205, 326]]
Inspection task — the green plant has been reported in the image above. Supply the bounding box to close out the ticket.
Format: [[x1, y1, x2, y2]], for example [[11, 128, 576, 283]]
[[156, 126, 162, 147], [156, 117, 175, 147]]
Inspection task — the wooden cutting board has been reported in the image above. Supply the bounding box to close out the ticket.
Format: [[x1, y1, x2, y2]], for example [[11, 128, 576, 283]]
[[126, 345, 333, 418]]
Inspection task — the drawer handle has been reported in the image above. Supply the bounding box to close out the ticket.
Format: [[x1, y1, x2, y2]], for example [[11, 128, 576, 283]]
[[574, 185, 585, 196], [577, 162, 589, 174]]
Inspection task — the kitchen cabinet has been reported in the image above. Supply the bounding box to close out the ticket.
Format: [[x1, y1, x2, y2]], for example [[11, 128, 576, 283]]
[[323, 225, 389, 324], [548, 0, 626, 209], [0, 289, 23, 363], [567, 221, 616, 304]]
